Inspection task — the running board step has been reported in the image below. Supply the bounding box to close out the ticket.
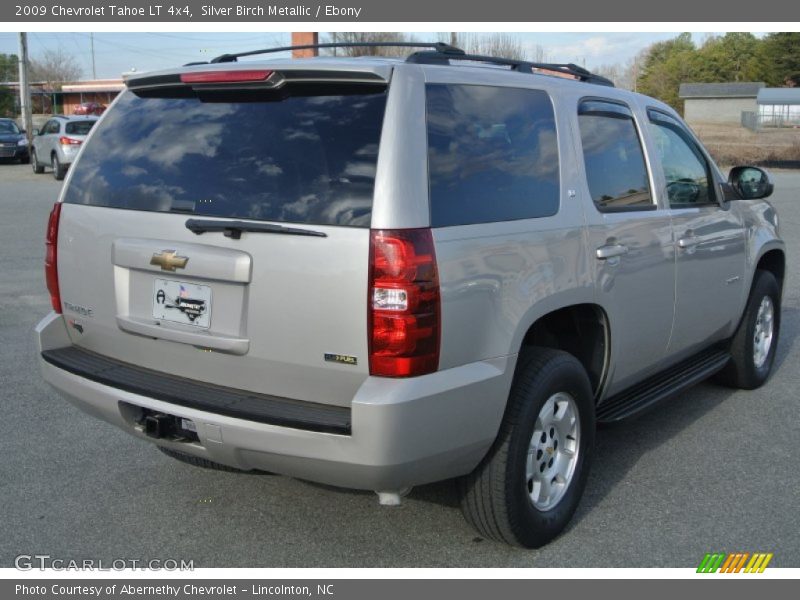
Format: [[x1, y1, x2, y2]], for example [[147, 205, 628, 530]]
[[597, 348, 730, 423]]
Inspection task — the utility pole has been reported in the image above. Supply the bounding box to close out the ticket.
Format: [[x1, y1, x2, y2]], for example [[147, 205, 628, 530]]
[[90, 33, 97, 79], [17, 32, 33, 140]]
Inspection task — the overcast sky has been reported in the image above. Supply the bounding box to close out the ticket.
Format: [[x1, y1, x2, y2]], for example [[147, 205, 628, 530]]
[[0, 32, 718, 79]]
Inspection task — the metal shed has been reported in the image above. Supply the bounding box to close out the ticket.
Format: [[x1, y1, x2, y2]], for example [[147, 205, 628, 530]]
[[679, 82, 765, 124], [757, 88, 800, 127]]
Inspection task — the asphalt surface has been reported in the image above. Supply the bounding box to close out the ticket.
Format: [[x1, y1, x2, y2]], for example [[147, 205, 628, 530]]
[[1, 162, 798, 568]]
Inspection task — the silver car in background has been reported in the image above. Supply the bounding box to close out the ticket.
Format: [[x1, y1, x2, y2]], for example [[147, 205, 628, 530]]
[[31, 115, 98, 180]]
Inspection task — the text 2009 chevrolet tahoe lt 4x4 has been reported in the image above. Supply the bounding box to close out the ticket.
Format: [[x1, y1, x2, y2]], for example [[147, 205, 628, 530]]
[[36, 43, 785, 547]]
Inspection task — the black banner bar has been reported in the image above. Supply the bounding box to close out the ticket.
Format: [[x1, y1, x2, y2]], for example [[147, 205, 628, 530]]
[[3, 579, 795, 600], [4, 0, 800, 22]]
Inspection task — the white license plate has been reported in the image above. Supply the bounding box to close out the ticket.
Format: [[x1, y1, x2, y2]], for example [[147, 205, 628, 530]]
[[152, 279, 212, 328]]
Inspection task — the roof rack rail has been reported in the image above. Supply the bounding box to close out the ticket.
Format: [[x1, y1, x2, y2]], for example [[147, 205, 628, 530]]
[[406, 50, 614, 87], [201, 41, 613, 87], [209, 42, 464, 64]]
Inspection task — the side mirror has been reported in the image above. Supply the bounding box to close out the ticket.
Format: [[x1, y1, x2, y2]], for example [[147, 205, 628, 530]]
[[19, 129, 26, 134], [32, 128, 39, 136], [729, 166, 774, 200]]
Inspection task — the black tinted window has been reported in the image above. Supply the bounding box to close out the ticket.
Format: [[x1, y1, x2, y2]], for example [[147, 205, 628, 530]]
[[426, 84, 559, 227], [648, 110, 715, 207], [65, 120, 97, 135], [63, 88, 387, 227], [578, 101, 652, 211]]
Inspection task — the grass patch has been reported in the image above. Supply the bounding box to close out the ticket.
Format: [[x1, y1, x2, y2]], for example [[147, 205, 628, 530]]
[[692, 123, 800, 167]]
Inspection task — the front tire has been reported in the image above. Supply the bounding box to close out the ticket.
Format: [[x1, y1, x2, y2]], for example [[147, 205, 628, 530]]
[[458, 348, 595, 547], [31, 150, 44, 174], [717, 270, 781, 389]]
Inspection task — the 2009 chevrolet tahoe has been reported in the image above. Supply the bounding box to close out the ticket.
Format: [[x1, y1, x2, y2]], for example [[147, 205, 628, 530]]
[[36, 42, 785, 547]]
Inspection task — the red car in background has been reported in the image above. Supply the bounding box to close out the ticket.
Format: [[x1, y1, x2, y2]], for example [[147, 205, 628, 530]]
[[73, 102, 106, 116]]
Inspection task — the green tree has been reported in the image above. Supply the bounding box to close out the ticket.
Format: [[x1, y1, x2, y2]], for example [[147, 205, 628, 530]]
[[637, 33, 699, 111], [754, 32, 800, 86], [694, 33, 760, 82], [0, 86, 15, 117], [0, 53, 19, 82]]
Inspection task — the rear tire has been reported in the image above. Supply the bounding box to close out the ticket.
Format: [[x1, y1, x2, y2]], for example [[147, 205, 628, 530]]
[[458, 347, 595, 547], [31, 150, 44, 174], [717, 270, 780, 389], [157, 446, 271, 474], [52, 154, 66, 181]]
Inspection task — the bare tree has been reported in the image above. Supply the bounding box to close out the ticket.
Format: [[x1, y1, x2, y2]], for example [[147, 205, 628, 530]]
[[29, 48, 83, 89], [530, 44, 548, 63], [321, 32, 417, 57], [444, 33, 527, 60]]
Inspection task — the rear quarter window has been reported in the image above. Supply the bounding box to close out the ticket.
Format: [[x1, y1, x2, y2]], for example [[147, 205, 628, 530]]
[[63, 87, 388, 228], [65, 121, 97, 135], [426, 84, 560, 227]]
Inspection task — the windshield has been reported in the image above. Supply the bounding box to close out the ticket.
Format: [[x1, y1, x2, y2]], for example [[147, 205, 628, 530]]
[[63, 87, 388, 228], [0, 120, 20, 135], [65, 120, 97, 135]]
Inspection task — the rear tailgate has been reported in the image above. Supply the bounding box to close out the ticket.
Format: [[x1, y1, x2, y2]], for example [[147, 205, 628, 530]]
[[55, 68, 390, 407]]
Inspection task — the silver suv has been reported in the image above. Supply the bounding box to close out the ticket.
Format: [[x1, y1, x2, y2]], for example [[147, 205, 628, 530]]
[[36, 43, 785, 548], [31, 115, 98, 180]]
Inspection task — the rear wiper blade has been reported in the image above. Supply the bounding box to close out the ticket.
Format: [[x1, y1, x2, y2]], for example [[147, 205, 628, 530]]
[[185, 219, 327, 239]]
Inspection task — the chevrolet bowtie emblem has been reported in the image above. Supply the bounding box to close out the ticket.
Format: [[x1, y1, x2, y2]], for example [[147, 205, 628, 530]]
[[150, 250, 189, 272]]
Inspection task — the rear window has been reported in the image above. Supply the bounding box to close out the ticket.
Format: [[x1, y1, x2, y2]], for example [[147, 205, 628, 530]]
[[65, 120, 97, 135], [426, 84, 560, 227], [63, 87, 387, 227]]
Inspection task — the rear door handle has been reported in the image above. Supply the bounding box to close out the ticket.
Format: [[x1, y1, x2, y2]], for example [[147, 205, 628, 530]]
[[678, 236, 700, 249], [596, 244, 629, 260]]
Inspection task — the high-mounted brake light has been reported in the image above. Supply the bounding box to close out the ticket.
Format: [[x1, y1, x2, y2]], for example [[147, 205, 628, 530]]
[[59, 136, 82, 146], [180, 70, 274, 84], [45, 203, 62, 313], [368, 229, 440, 377]]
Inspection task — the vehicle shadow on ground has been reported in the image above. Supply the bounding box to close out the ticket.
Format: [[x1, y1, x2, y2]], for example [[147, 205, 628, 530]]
[[409, 304, 800, 525]]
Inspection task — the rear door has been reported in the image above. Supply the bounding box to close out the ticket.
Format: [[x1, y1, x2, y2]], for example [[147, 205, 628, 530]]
[[55, 69, 390, 407], [37, 119, 56, 158]]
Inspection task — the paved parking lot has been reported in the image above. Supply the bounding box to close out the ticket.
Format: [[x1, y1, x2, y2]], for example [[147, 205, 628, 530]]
[[1, 162, 798, 567]]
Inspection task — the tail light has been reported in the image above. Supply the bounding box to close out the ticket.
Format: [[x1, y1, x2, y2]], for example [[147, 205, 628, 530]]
[[59, 136, 82, 146], [368, 229, 440, 377], [45, 203, 62, 313]]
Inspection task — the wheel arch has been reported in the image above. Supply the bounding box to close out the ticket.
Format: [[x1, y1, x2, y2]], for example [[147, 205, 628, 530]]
[[516, 303, 610, 400], [755, 247, 786, 295]]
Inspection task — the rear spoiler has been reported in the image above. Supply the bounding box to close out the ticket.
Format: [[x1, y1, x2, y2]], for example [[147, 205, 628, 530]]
[[126, 68, 388, 92]]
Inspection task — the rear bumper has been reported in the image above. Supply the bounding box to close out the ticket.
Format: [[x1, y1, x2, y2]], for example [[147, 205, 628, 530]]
[[36, 312, 513, 491]]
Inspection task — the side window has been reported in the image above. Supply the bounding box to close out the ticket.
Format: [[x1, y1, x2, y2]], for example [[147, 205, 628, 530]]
[[42, 120, 53, 134], [47, 120, 59, 134], [648, 110, 716, 208], [577, 100, 653, 212], [426, 84, 560, 227]]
